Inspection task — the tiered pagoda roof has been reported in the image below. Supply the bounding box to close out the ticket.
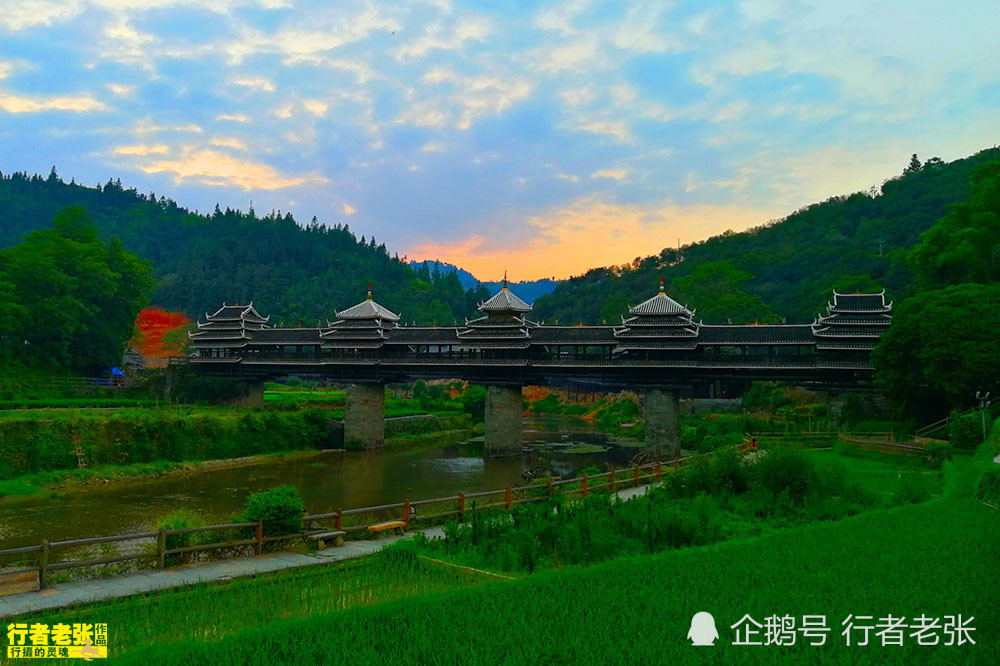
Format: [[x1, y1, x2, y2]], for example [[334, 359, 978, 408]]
[[189, 303, 270, 350], [321, 284, 400, 349], [457, 276, 536, 350], [811, 291, 892, 350], [613, 277, 701, 352]]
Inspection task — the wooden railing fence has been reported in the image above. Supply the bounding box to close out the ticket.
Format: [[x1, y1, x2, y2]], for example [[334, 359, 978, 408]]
[[0, 456, 693, 589]]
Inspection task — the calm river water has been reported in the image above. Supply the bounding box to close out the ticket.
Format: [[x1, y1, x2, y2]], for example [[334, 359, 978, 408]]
[[0, 417, 639, 550]]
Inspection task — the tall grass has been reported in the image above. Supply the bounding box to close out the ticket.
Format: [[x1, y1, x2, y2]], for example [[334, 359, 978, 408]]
[[14, 550, 491, 660], [0, 407, 336, 479], [112, 459, 999, 665]]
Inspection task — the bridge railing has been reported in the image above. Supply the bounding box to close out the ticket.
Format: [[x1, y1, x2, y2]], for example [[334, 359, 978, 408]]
[[0, 455, 698, 590], [184, 353, 874, 371]]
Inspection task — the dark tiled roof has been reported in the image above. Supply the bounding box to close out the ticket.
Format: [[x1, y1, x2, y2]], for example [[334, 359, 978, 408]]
[[531, 327, 617, 344], [698, 325, 815, 344], [629, 292, 692, 316], [479, 286, 531, 313], [390, 328, 461, 344], [812, 326, 887, 337], [247, 328, 324, 344], [829, 292, 891, 312], [335, 299, 400, 321]]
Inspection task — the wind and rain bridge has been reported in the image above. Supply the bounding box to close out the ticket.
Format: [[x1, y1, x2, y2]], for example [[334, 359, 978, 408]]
[[182, 278, 892, 457]]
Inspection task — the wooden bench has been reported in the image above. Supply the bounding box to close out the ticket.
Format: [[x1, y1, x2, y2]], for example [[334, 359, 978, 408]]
[[305, 530, 346, 549], [367, 520, 406, 536]]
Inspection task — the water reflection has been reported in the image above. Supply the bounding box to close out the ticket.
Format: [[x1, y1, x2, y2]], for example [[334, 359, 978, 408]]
[[0, 417, 636, 549]]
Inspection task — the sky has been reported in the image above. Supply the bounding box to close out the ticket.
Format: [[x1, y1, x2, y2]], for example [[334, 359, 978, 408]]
[[0, 1, 998, 281]]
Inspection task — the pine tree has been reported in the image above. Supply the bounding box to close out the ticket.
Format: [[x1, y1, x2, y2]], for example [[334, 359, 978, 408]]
[[903, 153, 922, 174]]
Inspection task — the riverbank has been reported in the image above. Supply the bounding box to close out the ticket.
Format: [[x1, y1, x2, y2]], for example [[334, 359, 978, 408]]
[[0, 425, 480, 500], [7, 429, 996, 664]]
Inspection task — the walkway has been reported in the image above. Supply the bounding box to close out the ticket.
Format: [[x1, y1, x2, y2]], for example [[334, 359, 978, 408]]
[[0, 485, 652, 618]]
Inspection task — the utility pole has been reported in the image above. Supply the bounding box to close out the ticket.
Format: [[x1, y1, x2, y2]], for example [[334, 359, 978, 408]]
[[976, 391, 991, 441]]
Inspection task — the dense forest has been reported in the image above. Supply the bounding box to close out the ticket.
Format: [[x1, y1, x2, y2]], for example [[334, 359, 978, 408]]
[[0, 171, 483, 326], [533, 149, 1000, 324]]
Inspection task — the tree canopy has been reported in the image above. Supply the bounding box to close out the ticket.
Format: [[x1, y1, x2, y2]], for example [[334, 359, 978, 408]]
[[873, 283, 1000, 413], [0, 172, 489, 326], [533, 148, 1000, 324], [0, 206, 153, 371]]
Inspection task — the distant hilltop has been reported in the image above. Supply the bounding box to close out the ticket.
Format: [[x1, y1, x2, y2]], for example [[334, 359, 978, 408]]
[[409, 259, 561, 304]]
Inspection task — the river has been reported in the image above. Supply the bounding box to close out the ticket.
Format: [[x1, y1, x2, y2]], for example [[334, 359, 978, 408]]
[[0, 417, 640, 551]]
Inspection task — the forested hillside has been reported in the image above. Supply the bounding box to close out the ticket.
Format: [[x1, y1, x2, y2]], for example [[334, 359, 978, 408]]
[[410, 259, 559, 303], [0, 171, 474, 326], [533, 149, 1000, 324]]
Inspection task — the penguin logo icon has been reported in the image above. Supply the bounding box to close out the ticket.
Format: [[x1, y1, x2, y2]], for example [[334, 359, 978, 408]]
[[687, 612, 719, 646]]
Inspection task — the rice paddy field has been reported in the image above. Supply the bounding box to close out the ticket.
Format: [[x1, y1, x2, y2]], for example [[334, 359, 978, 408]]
[[11, 426, 999, 665]]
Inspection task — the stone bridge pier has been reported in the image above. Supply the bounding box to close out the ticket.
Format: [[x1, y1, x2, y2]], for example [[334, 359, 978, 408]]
[[485, 385, 523, 456], [644, 388, 681, 459], [345, 383, 385, 450]]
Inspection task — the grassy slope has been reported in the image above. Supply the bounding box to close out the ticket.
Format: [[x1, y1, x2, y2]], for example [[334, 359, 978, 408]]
[[116, 441, 999, 665]]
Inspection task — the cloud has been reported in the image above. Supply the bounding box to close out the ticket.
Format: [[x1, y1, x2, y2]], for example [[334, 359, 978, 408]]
[[221, 6, 398, 65], [556, 173, 579, 182], [303, 99, 328, 116], [216, 113, 250, 123], [107, 83, 135, 96], [0, 0, 81, 31], [114, 144, 169, 155], [394, 16, 491, 60], [0, 89, 107, 113], [612, 2, 683, 53], [137, 148, 322, 190], [402, 68, 533, 130], [533, 38, 601, 72], [134, 119, 201, 133], [591, 168, 628, 180], [232, 77, 276, 92], [210, 136, 247, 150], [342, 202, 357, 216], [559, 86, 596, 107], [576, 118, 629, 143], [420, 141, 447, 153], [409, 195, 782, 280]]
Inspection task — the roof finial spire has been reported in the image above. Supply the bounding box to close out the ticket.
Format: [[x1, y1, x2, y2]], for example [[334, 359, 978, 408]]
[[658, 274, 665, 295], [366, 281, 372, 301], [502, 270, 508, 290]]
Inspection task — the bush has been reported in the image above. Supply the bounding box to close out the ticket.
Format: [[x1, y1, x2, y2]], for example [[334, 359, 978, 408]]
[[976, 468, 1000, 507], [237, 485, 304, 537], [948, 411, 983, 450], [753, 448, 817, 504], [895, 474, 932, 504], [158, 510, 205, 565], [923, 441, 952, 468]]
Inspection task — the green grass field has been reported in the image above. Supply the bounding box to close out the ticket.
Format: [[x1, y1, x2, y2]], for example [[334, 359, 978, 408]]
[[11, 549, 493, 659], [13, 427, 998, 665]]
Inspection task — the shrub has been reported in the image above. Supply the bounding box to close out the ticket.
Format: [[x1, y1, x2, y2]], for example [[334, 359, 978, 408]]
[[923, 442, 952, 468], [158, 510, 205, 565], [753, 448, 817, 504], [975, 468, 1000, 507], [948, 411, 983, 450], [895, 474, 932, 504], [237, 485, 304, 537]]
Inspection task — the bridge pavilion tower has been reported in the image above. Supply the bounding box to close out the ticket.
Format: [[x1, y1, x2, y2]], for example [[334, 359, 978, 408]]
[[324, 285, 400, 450], [187, 303, 271, 406], [457, 276, 535, 456], [615, 277, 696, 458]]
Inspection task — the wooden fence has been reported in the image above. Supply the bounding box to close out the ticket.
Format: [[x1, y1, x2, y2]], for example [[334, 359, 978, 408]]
[[0, 457, 692, 590]]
